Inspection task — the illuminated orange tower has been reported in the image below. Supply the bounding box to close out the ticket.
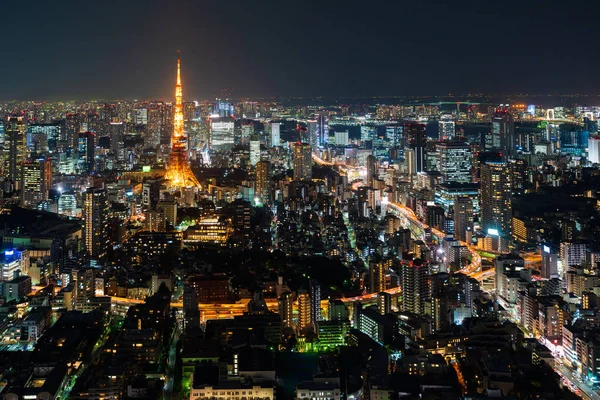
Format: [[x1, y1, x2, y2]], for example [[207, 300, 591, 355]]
[[164, 53, 201, 188]]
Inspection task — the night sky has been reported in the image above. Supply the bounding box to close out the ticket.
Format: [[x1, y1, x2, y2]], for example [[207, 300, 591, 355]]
[[2, 0, 599, 100]]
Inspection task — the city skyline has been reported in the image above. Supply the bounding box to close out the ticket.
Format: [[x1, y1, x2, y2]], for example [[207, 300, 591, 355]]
[[2, 0, 600, 100]]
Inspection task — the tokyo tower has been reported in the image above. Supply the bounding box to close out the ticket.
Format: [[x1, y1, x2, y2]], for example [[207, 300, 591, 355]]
[[164, 53, 201, 188]]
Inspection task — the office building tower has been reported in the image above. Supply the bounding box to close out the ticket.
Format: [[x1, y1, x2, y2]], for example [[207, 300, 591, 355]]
[[250, 135, 261, 166], [328, 299, 349, 321], [589, 136, 600, 164], [157, 200, 178, 227], [28, 123, 60, 152], [366, 155, 376, 187], [489, 110, 514, 154], [4, 116, 27, 181], [65, 113, 82, 149], [146, 106, 163, 148], [309, 280, 321, 326], [109, 122, 125, 155], [480, 161, 512, 236], [83, 188, 109, 264], [453, 196, 474, 242], [404, 123, 426, 173], [270, 122, 281, 147], [307, 120, 318, 149], [400, 259, 429, 315], [58, 192, 77, 217], [133, 108, 148, 125], [77, 132, 95, 174], [560, 242, 587, 269], [439, 120, 455, 140], [256, 160, 271, 204], [210, 119, 235, 149], [508, 158, 527, 196], [211, 101, 234, 118], [315, 111, 329, 146], [279, 291, 294, 330], [435, 141, 472, 183], [297, 289, 312, 334], [335, 130, 349, 146], [20, 158, 52, 207], [541, 245, 559, 279], [293, 142, 312, 181]]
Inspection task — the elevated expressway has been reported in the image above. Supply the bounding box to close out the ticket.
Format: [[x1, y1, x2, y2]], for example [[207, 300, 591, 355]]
[[313, 154, 488, 283]]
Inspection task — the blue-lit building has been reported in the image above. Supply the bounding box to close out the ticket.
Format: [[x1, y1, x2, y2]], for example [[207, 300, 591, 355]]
[[559, 124, 589, 156]]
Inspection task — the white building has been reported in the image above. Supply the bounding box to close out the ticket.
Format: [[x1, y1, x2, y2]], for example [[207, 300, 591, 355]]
[[335, 130, 349, 146], [270, 122, 280, 147], [589, 136, 600, 164]]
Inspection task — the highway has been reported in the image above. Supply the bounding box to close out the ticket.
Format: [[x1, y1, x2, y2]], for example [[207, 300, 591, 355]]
[[313, 153, 486, 281]]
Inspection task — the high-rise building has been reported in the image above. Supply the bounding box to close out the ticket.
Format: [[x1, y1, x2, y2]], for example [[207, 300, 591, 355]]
[[335, 130, 349, 146], [369, 257, 392, 294], [83, 188, 109, 264], [435, 141, 472, 183], [480, 161, 512, 236], [315, 111, 329, 147], [250, 134, 261, 166], [293, 142, 312, 181], [489, 110, 514, 154], [4, 116, 27, 181], [279, 291, 294, 330], [74, 268, 96, 311], [210, 119, 235, 149], [109, 122, 125, 155], [366, 155, 376, 187], [270, 122, 281, 147], [297, 289, 312, 334], [400, 259, 429, 315], [307, 120, 318, 149], [404, 123, 426, 173], [439, 120, 455, 140], [309, 280, 321, 328], [164, 55, 201, 189], [20, 158, 52, 207], [589, 136, 600, 164], [377, 292, 392, 315], [256, 160, 271, 204], [77, 132, 95, 174], [453, 196, 474, 242]]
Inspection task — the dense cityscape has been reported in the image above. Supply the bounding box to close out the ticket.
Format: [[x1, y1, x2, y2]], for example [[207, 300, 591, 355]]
[[3, 1, 600, 399]]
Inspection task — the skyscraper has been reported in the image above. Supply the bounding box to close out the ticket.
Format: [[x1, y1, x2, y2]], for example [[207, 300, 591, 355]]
[[250, 134, 261, 166], [369, 256, 392, 294], [480, 161, 512, 236], [366, 155, 376, 187], [453, 196, 474, 242], [297, 289, 312, 334], [270, 122, 281, 147], [439, 120, 455, 140], [404, 123, 426, 173], [309, 280, 321, 329], [293, 142, 312, 181], [4, 116, 27, 181], [435, 141, 472, 183], [279, 291, 294, 330], [20, 158, 52, 207], [164, 54, 201, 189], [400, 259, 429, 315], [315, 111, 329, 147], [83, 188, 109, 264], [256, 160, 271, 204], [489, 110, 514, 154], [77, 132, 95, 174]]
